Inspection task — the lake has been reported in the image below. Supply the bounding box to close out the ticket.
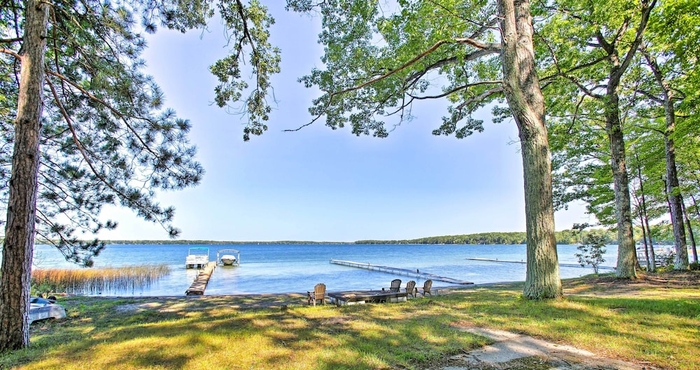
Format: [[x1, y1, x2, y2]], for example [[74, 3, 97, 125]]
[[31, 243, 619, 296]]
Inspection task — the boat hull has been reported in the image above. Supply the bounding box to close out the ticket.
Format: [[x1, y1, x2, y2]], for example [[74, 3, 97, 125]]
[[220, 255, 237, 266]]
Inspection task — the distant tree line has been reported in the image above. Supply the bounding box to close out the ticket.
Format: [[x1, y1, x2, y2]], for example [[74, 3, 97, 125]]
[[356, 230, 618, 245], [32, 226, 691, 247], [31, 229, 641, 247], [33, 239, 352, 246]]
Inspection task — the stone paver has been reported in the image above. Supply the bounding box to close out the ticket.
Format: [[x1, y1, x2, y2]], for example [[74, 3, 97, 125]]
[[440, 327, 654, 370]]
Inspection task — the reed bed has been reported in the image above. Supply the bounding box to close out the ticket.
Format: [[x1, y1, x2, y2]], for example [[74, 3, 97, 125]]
[[32, 264, 171, 295]]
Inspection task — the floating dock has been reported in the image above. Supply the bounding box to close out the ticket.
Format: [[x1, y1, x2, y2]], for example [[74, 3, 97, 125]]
[[465, 258, 615, 271], [185, 262, 217, 295], [327, 290, 408, 306], [329, 259, 473, 285]]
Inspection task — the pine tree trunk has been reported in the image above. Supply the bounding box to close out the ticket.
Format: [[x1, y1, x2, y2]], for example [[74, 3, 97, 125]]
[[0, 0, 48, 351], [499, 0, 561, 299]]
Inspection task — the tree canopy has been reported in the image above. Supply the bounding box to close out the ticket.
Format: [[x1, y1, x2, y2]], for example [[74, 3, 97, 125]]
[[540, 0, 700, 271]]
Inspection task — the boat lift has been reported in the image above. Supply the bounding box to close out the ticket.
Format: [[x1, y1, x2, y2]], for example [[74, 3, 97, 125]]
[[216, 249, 241, 266]]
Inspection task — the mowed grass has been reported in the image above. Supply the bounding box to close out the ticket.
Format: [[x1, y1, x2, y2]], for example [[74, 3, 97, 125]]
[[2, 272, 699, 369]]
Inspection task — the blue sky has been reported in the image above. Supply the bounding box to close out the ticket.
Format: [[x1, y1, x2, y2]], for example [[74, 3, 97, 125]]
[[97, 4, 593, 242]]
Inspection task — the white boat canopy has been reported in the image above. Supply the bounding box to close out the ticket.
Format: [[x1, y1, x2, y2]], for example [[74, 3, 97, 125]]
[[216, 249, 241, 266]]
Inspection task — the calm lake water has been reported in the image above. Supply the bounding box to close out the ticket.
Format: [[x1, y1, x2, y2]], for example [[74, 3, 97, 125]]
[[32, 243, 619, 296]]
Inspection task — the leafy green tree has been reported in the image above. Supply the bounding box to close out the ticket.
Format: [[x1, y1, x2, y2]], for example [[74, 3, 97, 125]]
[[538, 0, 657, 278], [286, 0, 561, 299], [575, 235, 607, 275], [572, 223, 607, 275], [0, 0, 279, 351], [640, 0, 700, 268]]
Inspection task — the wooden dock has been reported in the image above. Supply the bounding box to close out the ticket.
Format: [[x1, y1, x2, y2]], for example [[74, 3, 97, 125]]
[[185, 262, 217, 295], [327, 290, 408, 306], [329, 259, 473, 285], [465, 258, 615, 271]]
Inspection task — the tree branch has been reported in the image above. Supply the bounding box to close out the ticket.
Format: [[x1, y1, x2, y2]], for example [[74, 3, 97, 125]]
[[45, 77, 172, 233], [0, 47, 21, 60], [45, 70, 159, 157], [425, 0, 491, 28], [387, 95, 415, 117], [408, 80, 502, 100], [566, 94, 586, 134], [595, 31, 613, 55], [336, 38, 499, 97], [619, 0, 657, 74], [404, 47, 497, 90], [541, 4, 586, 21], [0, 37, 22, 44], [404, 56, 458, 87], [234, 0, 258, 59], [632, 123, 664, 135], [634, 88, 663, 104], [562, 74, 603, 99], [285, 37, 499, 133], [456, 86, 503, 110]]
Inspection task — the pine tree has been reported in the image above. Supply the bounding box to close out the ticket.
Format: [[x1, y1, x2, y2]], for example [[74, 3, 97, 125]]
[[0, 0, 279, 351]]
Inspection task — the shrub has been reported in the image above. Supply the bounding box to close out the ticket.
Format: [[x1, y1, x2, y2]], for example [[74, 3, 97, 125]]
[[575, 234, 607, 275]]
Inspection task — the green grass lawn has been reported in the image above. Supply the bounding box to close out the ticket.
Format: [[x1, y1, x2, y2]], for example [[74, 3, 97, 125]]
[[2, 272, 699, 369]]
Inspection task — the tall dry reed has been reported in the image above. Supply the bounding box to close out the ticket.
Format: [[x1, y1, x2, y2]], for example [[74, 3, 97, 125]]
[[32, 264, 171, 295]]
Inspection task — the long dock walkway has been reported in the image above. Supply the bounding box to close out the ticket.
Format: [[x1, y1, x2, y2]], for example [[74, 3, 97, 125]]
[[185, 262, 217, 295], [330, 259, 473, 285], [465, 258, 615, 271]]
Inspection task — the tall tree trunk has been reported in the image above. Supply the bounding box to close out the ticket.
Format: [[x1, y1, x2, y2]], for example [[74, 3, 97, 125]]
[[632, 191, 650, 271], [643, 50, 689, 269], [682, 199, 698, 264], [596, 1, 655, 278], [0, 0, 49, 351], [692, 195, 700, 221], [639, 212, 651, 271], [499, 0, 561, 299], [633, 155, 654, 272], [605, 89, 637, 278], [643, 208, 656, 270], [664, 139, 689, 270]]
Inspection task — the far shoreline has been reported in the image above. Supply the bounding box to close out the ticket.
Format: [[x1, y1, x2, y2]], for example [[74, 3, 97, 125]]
[[33, 229, 626, 246]]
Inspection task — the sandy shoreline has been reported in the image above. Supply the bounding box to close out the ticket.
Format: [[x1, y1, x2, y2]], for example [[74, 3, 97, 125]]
[[57, 283, 495, 313]]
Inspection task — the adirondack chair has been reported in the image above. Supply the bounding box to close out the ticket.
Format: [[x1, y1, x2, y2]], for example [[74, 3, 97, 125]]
[[405, 280, 417, 298], [419, 279, 433, 297], [388, 279, 402, 292], [307, 283, 326, 306]]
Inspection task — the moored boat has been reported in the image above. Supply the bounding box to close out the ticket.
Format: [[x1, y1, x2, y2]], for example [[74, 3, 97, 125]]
[[29, 296, 66, 324], [217, 249, 241, 266], [220, 254, 237, 265], [185, 247, 210, 268]]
